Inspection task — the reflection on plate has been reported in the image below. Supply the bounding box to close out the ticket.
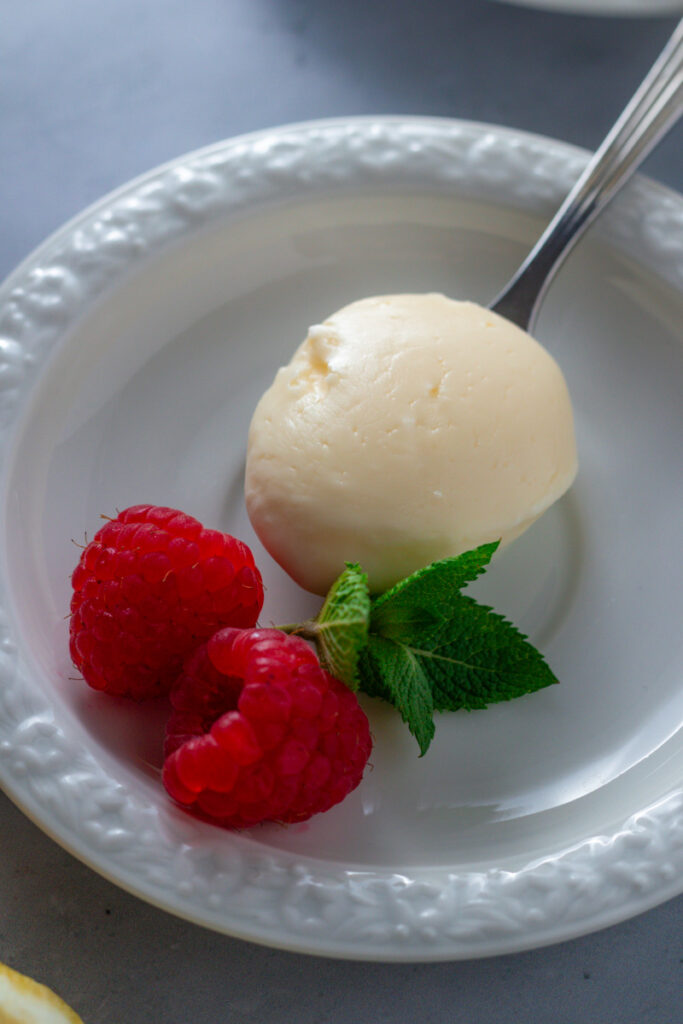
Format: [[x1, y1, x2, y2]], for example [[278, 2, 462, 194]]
[[0, 117, 681, 961]]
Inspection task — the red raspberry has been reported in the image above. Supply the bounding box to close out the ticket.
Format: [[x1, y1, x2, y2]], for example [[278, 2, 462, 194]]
[[163, 628, 372, 828], [69, 505, 264, 699]]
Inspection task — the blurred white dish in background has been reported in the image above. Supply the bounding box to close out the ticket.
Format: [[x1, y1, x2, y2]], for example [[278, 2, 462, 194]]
[[492, 0, 683, 15]]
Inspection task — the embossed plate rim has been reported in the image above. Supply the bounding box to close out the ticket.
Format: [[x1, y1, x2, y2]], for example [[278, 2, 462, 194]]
[[0, 116, 681, 960]]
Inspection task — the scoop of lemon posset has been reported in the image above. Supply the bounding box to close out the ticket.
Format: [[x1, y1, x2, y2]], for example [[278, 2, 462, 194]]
[[245, 294, 577, 595]]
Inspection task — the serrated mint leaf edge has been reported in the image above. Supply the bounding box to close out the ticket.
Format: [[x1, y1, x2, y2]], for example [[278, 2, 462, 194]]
[[370, 541, 500, 628]]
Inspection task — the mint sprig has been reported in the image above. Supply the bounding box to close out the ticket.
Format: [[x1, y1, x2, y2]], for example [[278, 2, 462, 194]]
[[283, 544, 558, 755]]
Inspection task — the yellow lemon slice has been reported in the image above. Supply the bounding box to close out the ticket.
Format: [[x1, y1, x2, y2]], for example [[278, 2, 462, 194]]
[[0, 961, 84, 1024]]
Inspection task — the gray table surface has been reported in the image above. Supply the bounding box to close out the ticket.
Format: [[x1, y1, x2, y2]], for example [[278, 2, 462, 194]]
[[1, 2, 681, 1021]]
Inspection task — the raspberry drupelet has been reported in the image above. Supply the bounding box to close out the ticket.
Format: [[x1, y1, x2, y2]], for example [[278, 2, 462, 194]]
[[163, 628, 372, 828], [69, 505, 263, 699]]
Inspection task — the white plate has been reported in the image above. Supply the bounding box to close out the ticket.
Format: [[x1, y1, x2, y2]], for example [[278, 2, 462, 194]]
[[0, 117, 681, 961], [492, 0, 683, 15]]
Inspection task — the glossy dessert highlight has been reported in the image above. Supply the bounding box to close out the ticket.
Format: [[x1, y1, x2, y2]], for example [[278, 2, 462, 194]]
[[245, 293, 577, 594]]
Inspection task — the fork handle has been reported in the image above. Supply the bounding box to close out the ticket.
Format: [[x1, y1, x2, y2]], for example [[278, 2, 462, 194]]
[[491, 18, 683, 333]]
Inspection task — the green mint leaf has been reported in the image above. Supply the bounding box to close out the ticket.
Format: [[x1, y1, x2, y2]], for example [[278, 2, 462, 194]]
[[358, 635, 435, 756], [370, 541, 500, 639], [311, 563, 370, 690], [356, 543, 557, 753], [378, 593, 558, 713]]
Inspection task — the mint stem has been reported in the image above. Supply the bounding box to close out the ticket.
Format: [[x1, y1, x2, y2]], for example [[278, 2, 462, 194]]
[[277, 621, 318, 641]]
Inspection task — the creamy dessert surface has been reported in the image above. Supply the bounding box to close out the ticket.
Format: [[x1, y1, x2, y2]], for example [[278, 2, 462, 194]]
[[246, 293, 578, 595]]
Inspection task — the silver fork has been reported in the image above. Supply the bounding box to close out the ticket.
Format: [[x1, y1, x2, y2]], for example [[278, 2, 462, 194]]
[[491, 17, 683, 334]]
